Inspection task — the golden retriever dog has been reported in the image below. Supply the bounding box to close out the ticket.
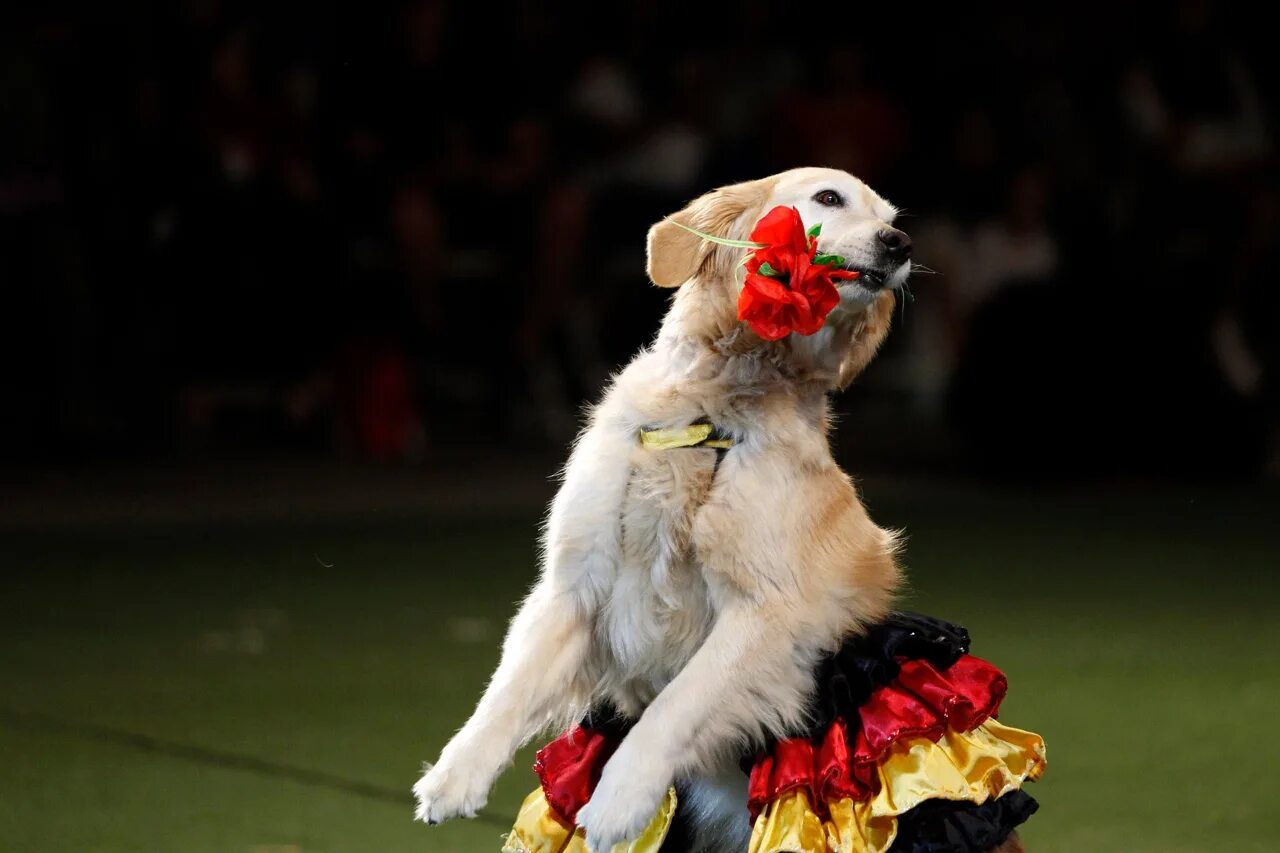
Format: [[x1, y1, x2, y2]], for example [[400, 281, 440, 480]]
[[413, 167, 1022, 853]]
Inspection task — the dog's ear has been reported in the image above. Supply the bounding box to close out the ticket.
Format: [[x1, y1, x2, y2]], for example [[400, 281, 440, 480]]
[[646, 179, 771, 287], [837, 291, 896, 390]]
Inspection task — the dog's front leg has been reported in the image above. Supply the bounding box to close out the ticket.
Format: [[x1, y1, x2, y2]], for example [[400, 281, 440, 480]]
[[576, 601, 813, 851], [413, 579, 592, 824], [415, 420, 632, 825]]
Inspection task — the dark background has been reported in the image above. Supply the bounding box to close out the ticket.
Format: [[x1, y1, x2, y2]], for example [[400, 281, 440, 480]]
[[4, 0, 1277, 480], [3, 4, 1279, 851]]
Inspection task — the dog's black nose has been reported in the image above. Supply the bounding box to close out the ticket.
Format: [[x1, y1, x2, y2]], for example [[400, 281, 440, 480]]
[[877, 228, 913, 262]]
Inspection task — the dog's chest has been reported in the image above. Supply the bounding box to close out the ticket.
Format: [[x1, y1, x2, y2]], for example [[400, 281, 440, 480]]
[[596, 447, 721, 703]]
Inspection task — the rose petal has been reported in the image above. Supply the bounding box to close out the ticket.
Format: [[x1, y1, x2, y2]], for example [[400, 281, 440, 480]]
[[749, 206, 810, 255]]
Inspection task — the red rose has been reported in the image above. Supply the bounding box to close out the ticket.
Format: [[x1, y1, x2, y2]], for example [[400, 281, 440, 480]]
[[744, 205, 812, 279], [736, 206, 859, 341]]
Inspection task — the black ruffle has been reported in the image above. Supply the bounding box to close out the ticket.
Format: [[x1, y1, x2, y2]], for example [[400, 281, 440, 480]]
[[579, 700, 635, 740], [807, 611, 971, 732], [889, 790, 1039, 853]]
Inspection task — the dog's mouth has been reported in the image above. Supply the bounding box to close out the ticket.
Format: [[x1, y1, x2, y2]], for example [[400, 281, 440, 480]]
[[841, 265, 889, 290], [836, 263, 910, 308]]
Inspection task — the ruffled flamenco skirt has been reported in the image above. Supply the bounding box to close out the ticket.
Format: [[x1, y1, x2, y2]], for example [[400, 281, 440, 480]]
[[502, 612, 1045, 853]]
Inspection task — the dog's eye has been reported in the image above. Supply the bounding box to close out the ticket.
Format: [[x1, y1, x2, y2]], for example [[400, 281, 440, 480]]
[[814, 189, 844, 207]]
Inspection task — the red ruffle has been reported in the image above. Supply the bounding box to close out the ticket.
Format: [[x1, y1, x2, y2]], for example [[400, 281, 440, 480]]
[[529, 655, 1009, 824], [533, 725, 620, 824], [747, 655, 1008, 819]]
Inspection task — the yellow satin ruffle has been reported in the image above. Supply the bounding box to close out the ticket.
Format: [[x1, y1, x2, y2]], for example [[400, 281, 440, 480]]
[[502, 786, 678, 853], [750, 720, 1046, 853], [749, 787, 830, 853]]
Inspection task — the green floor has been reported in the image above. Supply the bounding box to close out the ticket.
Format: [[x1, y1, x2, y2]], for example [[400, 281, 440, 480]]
[[2, 483, 1277, 851]]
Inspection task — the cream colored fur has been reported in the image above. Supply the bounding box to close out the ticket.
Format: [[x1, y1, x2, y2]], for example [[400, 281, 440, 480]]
[[414, 168, 909, 853]]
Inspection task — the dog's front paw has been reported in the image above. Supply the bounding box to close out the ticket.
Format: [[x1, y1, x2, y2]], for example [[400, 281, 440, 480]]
[[575, 742, 671, 852], [412, 760, 490, 825]]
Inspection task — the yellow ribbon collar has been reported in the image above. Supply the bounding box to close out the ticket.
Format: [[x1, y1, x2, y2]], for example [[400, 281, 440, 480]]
[[639, 422, 735, 451]]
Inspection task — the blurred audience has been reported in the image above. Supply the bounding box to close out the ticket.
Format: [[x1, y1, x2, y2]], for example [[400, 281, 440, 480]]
[[1, 1, 1274, 478]]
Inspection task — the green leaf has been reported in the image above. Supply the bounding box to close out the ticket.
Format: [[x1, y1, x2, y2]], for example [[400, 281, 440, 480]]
[[807, 222, 822, 238], [813, 253, 845, 267], [758, 261, 781, 277]]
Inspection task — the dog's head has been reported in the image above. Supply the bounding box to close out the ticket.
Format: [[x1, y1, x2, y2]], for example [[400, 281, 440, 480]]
[[646, 167, 909, 386]]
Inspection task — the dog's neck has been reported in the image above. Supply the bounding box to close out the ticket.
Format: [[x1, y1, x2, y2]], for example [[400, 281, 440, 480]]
[[654, 275, 867, 396]]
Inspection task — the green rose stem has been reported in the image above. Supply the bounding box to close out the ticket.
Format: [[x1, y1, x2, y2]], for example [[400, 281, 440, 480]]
[[663, 217, 766, 249], [664, 218, 846, 270]]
